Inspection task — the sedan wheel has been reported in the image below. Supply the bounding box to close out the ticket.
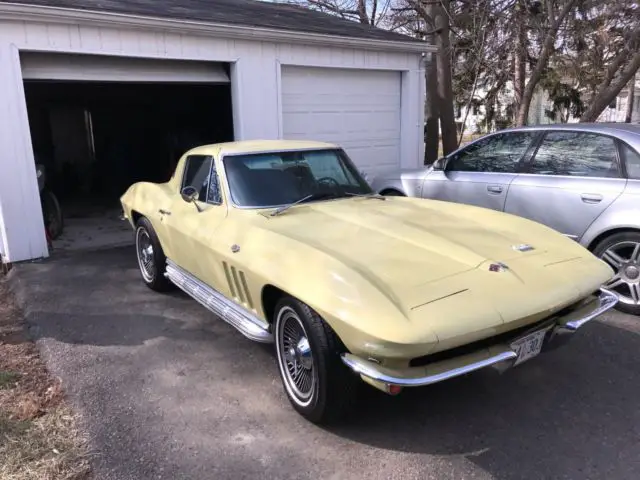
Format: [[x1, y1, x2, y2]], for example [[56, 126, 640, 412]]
[[273, 296, 359, 424], [595, 232, 640, 316]]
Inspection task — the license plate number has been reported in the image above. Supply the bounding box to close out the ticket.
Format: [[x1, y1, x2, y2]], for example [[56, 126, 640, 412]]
[[510, 329, 547, 366]]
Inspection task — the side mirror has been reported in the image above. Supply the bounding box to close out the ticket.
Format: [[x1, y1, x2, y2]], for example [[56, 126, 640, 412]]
[[432, 157, 447, 171], [181, 186, 199, 203]]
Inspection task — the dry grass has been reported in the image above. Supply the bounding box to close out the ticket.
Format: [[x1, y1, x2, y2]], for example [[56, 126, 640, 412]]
[[0, 279, 92, 480]]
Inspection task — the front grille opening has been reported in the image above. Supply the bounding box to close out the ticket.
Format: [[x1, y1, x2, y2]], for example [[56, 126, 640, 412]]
[[409, 295, 589, 368]]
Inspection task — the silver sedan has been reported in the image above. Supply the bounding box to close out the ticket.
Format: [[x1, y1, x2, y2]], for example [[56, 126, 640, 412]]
[[370, 123, 640, 316]]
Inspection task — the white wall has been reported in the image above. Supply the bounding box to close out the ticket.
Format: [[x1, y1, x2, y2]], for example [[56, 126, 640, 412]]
[[0, 41, 49, 263], [0, 18, 424, 262]]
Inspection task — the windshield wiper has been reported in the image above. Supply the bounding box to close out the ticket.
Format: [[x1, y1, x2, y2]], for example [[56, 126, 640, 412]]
[[345, 192, 386, 201], [270, 192, 338, 217]]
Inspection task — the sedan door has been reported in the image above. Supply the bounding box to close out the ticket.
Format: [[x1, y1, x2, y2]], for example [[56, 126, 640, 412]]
[[504, 130, 627, 240], [422, 131, 538, 212]]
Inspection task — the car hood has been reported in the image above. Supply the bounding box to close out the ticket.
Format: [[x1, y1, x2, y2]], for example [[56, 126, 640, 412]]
[[255, 196, 612, 351], [262, 196, 555, 290]]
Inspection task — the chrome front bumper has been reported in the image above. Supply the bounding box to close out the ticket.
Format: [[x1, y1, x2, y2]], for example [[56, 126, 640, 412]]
[[341, 289, 618, 392]]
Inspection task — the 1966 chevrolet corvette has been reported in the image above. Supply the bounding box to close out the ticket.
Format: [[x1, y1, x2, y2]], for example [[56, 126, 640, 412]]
[[121, 139, 618, 424]]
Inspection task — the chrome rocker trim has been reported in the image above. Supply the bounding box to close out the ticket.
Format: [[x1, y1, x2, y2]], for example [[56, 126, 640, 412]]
[[164, 259, 273, 343], [341, 289, 619, 389]]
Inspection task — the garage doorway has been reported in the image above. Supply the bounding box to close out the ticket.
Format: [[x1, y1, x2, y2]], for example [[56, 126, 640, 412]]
[[21, 53, 233, 254]]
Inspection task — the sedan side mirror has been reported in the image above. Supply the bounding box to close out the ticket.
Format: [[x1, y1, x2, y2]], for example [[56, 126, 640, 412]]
[[181, 186, 199, 204], [432, 157, 447, 171]]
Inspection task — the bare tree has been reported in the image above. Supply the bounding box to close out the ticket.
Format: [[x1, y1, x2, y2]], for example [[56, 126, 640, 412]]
[[579, 21, 640, 122], [625, 72, 637, 123], [435, 0, 458, 154], [580, 55, 640, 121], [290, 0, 396, 27], [423, 4, 440, 163], [515, 0, 579, 126]]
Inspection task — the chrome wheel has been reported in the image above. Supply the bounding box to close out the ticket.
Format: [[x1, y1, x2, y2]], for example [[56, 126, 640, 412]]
[[136, 226, 155, 283], [601, 241, 640, 306], [275, 306, 316, 407]]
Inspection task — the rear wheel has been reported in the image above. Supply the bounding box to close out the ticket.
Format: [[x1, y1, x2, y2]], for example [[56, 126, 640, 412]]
[[593, 231, 640, 316], [41, 188, 64, 240], [273, 296, 359, 424], [135, 217, 173, 292]]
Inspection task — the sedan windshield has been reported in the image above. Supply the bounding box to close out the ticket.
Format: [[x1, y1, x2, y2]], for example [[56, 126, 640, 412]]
[[222, 148, 373, 208]]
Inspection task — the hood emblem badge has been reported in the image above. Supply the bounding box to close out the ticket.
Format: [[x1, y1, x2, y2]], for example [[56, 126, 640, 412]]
[[489, 262, 509, 272], [512, 244, 535, 252]]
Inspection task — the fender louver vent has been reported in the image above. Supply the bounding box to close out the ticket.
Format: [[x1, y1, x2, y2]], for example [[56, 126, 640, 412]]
[[223, 262, 254, 309]]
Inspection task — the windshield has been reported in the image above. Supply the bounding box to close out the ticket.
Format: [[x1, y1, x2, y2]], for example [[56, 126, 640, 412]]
[[222, 148, 373, 207]]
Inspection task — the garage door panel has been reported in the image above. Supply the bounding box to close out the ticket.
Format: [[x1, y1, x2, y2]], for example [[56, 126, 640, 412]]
[[282, 95, 400, 112], [284, 112, 399, 134], [21, 52, 230, 83], [282, 66, 401, 175]]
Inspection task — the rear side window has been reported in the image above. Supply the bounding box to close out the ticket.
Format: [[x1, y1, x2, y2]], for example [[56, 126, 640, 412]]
[[446, 132, 536, 173], [182, 155, 213, 202], [530, 131, 620, 178], [620, 142, 640, 180]]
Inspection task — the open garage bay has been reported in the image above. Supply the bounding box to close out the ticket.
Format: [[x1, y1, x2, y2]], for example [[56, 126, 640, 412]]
[[22, 54, 233, 254]]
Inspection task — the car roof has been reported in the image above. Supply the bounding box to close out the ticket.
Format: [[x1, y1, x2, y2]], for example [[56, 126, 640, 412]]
[[489, 122, 640, 149], [499, 122, 640, 135], [185, 139, 340, 157]]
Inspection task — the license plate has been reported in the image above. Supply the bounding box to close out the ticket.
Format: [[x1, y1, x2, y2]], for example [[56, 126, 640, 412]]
[[510, 329, 547, 366]]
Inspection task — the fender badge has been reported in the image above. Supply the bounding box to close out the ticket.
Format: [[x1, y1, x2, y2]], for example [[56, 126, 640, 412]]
[[512, 244, 535, 252], [489, 262, 509, 272]]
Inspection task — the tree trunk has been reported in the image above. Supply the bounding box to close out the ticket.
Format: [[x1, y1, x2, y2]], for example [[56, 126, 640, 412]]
[[581, 53, 640, 122], [424, 52, 440, 164], [423, 2, 439, 164], [625, 71, 637, 123], [513, 0, 527, 118], [515, 0, 578, 126], [435, 0, 457, 155]]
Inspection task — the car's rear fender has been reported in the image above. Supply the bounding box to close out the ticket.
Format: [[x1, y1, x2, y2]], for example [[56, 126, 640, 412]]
[[580, 183, 640, 249]]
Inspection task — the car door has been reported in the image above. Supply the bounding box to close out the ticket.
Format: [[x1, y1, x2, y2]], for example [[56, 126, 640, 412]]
[[504, 130, 627, 240], [422, 131, 538, 212], [162, 153, 228, 287]]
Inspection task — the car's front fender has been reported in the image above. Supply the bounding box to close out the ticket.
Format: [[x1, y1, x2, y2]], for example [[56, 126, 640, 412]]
[[228, 223, 439, 360]]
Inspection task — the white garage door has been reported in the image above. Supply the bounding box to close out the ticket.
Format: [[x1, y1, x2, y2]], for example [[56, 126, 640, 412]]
[[281, 66, 401, 176]]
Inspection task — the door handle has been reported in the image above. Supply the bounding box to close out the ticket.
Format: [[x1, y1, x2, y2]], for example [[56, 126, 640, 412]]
[[158, 209, 172, 216], [580, 193, 603, 204], [487, 185, 503, 194]]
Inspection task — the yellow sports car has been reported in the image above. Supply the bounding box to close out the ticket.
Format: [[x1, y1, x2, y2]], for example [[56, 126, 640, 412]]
[[120, 139, 618, 424]]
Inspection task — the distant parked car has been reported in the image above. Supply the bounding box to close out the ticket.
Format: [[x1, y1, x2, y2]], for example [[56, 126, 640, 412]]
[[371, 123, 640, 315]]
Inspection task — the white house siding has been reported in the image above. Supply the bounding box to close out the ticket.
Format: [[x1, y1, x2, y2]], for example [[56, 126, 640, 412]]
[[0, 17, 425, 263]]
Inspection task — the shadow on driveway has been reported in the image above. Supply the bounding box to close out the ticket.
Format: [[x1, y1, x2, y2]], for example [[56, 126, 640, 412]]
[[7, 246, 640, 480]]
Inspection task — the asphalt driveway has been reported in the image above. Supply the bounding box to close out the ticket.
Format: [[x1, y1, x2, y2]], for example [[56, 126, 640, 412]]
[[7, 247, 640, 480]]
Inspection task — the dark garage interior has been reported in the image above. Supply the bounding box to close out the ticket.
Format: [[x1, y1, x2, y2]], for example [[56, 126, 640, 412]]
[[23, 79, 234, 252]]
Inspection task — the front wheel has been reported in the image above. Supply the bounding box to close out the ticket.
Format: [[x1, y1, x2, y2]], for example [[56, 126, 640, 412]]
[[593, 231, 640, 316], [273, 296, 359, 424]]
